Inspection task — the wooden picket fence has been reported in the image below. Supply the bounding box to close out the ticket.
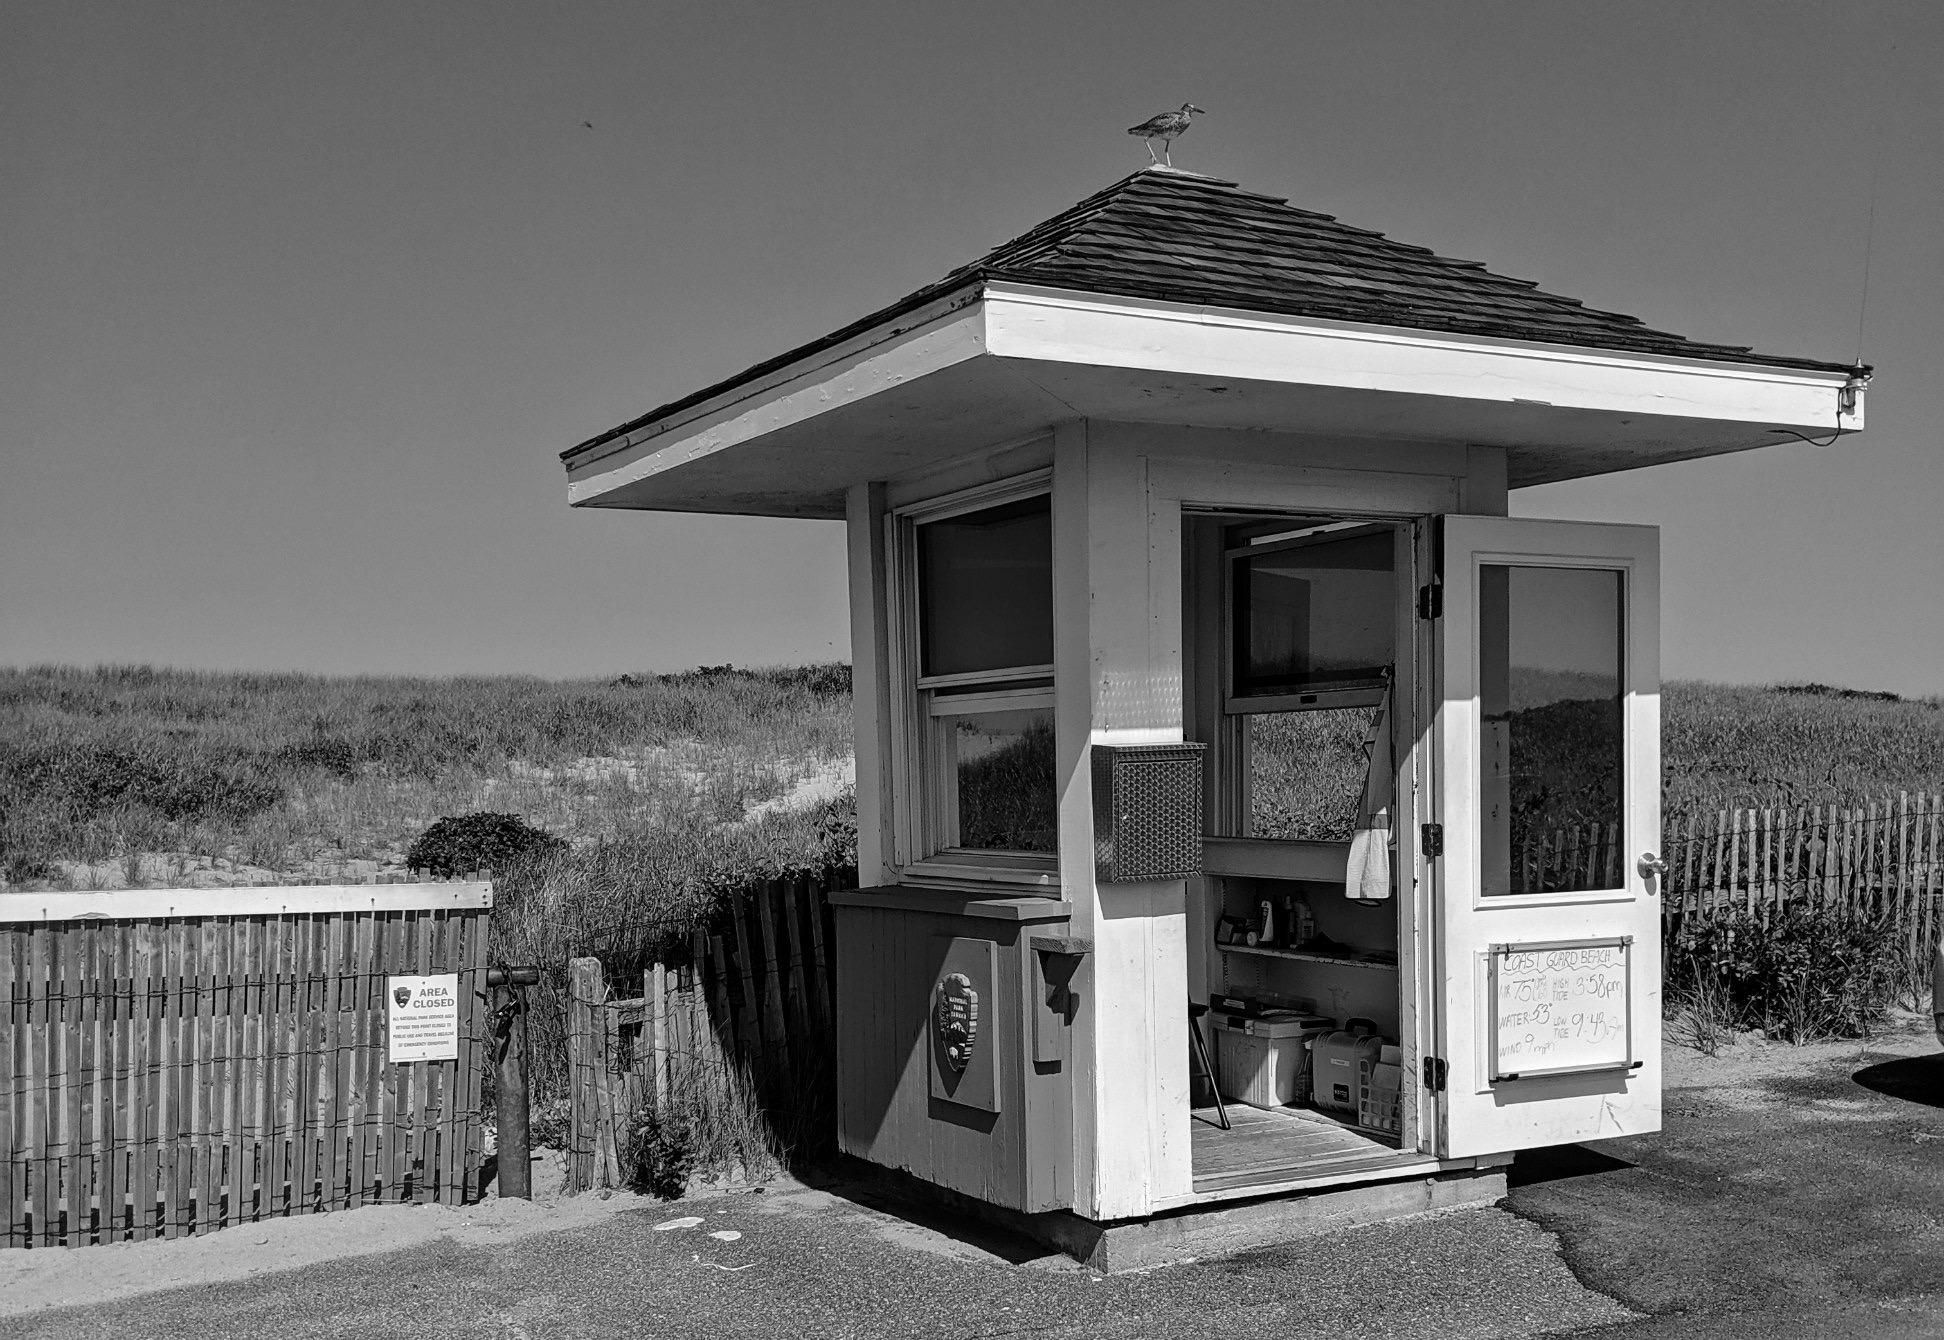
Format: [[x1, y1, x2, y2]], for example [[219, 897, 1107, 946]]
[[1659, 792, 1944, 973], [1516, 789, 1944, 925], [561, 867, 848, 1193], [1526, 793, 1944, 966], [0, 881, 492, 1248]]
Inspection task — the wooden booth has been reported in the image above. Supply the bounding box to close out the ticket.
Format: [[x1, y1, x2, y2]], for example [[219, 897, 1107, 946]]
[[558, 170, 1866, 1260]]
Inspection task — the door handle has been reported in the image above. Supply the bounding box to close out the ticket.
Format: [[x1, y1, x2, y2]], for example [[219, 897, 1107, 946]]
[[1637, 853, 1668, 889]]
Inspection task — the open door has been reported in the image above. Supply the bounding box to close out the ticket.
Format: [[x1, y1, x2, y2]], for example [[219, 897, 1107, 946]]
[[1431, 517, 1662, 1158]]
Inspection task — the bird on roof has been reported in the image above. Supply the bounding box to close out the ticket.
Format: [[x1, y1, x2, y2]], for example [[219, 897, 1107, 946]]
[[1127, 104, 1204, 167]]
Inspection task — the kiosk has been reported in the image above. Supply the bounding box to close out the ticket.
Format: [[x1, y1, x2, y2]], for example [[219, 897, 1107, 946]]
[[557, 169, 1866, 1264]]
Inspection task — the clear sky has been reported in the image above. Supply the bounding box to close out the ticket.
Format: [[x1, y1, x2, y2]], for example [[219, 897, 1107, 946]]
[[7, 2, 1940, 695]]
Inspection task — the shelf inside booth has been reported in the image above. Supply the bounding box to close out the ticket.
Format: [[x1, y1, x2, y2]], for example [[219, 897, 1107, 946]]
[[1218, 943, 1398, 971]]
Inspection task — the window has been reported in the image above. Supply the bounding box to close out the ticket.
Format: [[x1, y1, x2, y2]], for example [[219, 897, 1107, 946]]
[[1231, 525, 1394, 703], [1220, 519, 1397, 842], [895, 482, 1058, 874], [1240, 704, 1383, 841]]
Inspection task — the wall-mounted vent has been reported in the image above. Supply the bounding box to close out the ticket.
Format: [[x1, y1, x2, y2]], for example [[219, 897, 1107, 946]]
[[1091, 743, 1207, 883]]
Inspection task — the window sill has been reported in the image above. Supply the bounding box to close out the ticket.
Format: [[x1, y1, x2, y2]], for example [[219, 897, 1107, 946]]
[[829, 885, 1073, 922], [896, 855, 1060, 892]]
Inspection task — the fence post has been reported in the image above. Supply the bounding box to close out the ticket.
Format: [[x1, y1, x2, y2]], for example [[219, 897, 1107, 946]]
[[565, 958, 600, 1193], [709, 933, 740, 1065], [690, 930, 721, 1079], [651, 964, 671, 1110], [728, 896, 773, 1089], [752, 883, 795, 1090], [1784, 805, 1802, 909], [805, 873, 834, 1030], [500, 997, 532, 1201], [1680, 812, 1699, 918], [1867, 801, 1882, 919], [1920, 793, 1936, 960], [1718, 809, 1734, 914]]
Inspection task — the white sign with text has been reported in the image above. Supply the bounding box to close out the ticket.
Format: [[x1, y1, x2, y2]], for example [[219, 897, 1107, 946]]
[[387, 973, 460, 1063], [1489, 939, 1632, 1080]]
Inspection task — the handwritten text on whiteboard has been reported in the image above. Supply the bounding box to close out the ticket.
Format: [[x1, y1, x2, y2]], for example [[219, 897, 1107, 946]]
[[1492, 941, 1630, 1078]]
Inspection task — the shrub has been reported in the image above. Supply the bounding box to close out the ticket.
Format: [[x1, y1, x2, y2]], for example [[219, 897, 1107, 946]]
[[622, 1105, 698, 1199], [813, 792, 857, 869], [406, 812, 566, 878], [1666, 904, 1902, 1043]]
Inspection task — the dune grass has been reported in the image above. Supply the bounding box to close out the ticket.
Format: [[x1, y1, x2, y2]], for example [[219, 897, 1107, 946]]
[[6, 667, 1936, 889], [1662, 680, 1944, 812], [0, 662, 852, 887]]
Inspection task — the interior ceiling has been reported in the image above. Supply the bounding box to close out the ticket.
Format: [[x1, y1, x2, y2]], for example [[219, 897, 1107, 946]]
[[577, 355, 1821, 519]]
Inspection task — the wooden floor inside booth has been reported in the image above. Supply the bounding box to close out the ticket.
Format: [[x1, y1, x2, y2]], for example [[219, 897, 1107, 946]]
[[1188, 1104, 1436, 1202]]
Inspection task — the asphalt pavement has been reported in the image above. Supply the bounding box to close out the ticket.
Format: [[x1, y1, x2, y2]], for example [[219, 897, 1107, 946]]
[[1507, 1025, 1944, 1338], [5, 1022, 1939, 1340], [0, 1187, 1629, 1340]]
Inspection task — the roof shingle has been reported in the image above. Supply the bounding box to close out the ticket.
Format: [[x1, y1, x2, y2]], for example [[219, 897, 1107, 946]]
[[566, 168, 1851, 463]]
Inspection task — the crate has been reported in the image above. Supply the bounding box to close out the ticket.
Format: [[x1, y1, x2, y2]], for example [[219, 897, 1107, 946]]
[[1358, 1058, 1403, 1135], [1212, 1016, 1324, 1108]]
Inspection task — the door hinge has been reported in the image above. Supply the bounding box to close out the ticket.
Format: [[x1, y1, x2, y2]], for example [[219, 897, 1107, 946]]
[[1423, 1056, 1448, 1092], [1416, 582, 1443, 620], [1420, 822, 1444, 859]]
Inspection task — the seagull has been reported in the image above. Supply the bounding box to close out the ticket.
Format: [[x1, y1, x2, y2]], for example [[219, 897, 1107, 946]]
[[1127, 103, 1204, 167]]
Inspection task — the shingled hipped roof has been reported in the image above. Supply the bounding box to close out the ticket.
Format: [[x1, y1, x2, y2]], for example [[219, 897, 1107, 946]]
[[566, 168, 1852, 464]]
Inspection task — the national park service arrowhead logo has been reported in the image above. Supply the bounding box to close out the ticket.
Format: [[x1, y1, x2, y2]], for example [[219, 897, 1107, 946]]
[[393, 985, 413, 1010], [933, 972, 979, 1075]]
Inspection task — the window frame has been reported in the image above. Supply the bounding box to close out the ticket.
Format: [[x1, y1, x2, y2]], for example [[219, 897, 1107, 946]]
[[887, 470, 1059, 888], [1214, 517, 1407, 842]]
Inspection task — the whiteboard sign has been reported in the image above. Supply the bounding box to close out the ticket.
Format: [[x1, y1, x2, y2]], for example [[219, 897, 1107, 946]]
[[388, 973, 460, 1063], [1488, 938, 1634, 1082]]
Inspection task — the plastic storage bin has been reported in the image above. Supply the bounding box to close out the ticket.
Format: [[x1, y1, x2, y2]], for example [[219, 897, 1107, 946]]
[[1212, 1015, 1331, 1109]]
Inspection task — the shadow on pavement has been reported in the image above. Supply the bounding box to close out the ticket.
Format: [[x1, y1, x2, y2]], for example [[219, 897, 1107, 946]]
[[1507, 1142, 1636, 1189], [793, 1163, 1068, 1265], [1852, 1052, 1944, 1108]]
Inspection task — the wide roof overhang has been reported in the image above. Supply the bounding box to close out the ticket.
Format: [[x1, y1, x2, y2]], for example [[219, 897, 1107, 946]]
[[562, 280, 1864, 520]]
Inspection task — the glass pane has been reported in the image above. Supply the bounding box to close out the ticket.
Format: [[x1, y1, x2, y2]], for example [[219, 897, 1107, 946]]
[[1243, 706, 1380, 842], [918, 496, 1052, 678], [943, 706, 1058, 852], [1234, 529, 1393, 697], [1479, 566, 1624, 895]]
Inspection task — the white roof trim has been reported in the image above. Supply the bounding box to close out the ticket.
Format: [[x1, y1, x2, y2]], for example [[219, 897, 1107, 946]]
[[567, 299, 988, 506], [983, 280, 1855, 385], [563, 281, 1863, 511], [566, 286, 981, 477], [980, 281, 1861, 434]]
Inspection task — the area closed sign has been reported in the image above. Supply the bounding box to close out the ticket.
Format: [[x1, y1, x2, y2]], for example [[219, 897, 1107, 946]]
[[387, 974, 460, 1063]]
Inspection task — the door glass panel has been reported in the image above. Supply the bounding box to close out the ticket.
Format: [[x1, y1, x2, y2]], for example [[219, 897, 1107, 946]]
[[1479, 566, 1624, 895]]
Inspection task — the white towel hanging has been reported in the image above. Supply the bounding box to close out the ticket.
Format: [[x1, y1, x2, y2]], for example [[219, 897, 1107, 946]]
[[1346, 680, 1394, 904]]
